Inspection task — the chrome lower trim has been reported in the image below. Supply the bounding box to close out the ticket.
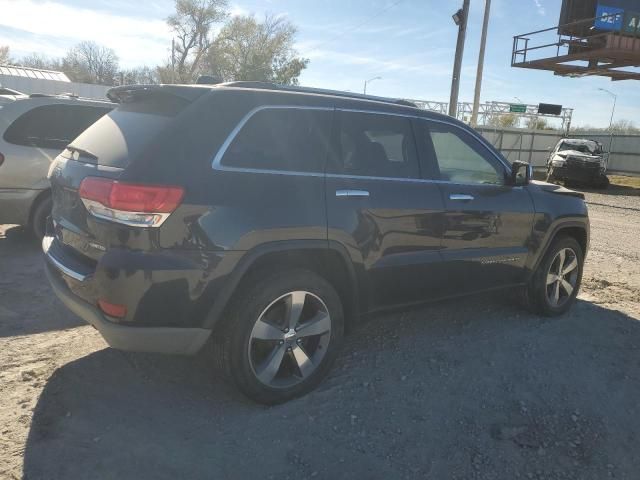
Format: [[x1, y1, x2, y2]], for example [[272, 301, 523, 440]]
[[42, 236, 90, 282]]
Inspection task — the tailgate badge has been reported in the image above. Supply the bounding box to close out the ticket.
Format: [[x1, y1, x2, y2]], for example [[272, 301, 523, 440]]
[[88, 242, 106, 252]]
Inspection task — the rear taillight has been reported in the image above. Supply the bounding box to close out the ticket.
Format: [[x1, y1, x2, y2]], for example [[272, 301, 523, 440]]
[[79, 177, 184, 227]]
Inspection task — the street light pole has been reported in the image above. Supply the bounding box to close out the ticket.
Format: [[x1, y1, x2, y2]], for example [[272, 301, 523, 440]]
[[449, 0, 470, 118], [471, 0, 492, 127], [364, 76, 382, 95], [598, 87, 617, 162]]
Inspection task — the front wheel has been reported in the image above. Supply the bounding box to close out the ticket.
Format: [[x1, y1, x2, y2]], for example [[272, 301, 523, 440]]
[[216, 269, 344, 404], [523, 236, 584, 316]]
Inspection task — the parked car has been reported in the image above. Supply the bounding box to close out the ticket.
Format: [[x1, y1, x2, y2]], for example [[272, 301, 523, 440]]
[[44, 83, 589, 404], [546, 138, 609, 189], [0, 94, 113, 237]]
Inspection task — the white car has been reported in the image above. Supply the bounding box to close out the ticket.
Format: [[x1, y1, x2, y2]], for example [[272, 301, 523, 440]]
[[546, 138, 609, 189], [0, 93, 113, 237]]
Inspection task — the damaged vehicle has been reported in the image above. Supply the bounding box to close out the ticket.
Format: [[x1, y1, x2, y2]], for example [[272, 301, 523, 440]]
[[546, 138, 609, 189]]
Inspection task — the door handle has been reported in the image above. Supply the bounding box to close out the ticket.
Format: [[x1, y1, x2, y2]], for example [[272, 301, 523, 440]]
[[449, 194, 474, 201], [336, 190, 370, 198]]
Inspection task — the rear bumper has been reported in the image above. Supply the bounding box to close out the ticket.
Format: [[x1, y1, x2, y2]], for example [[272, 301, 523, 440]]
[[44, 242, 211, 355], [0, 188, 41, 225]]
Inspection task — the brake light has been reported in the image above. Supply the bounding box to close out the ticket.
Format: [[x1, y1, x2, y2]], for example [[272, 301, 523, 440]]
[[79, 177, 184, 227]]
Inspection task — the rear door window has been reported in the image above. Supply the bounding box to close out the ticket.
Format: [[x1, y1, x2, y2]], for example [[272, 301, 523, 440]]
[[330, 111, 420, 179], [220, 107, 333, 173], [3, 104, 112, 150]]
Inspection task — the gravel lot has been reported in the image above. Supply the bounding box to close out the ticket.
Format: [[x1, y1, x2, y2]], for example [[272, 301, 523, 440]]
[[1, 190, 640, 480]]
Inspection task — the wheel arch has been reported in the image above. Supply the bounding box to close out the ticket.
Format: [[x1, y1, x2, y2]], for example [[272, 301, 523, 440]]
[[201, 240, 362, 332], [529, 220, 589, 276]]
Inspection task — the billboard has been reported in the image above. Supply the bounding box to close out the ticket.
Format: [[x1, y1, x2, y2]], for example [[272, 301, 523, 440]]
[[559, 0, 640, 36]]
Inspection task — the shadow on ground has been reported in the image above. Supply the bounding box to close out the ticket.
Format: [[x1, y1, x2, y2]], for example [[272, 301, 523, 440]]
[[581, 183, 640, 197], [23, 297, 640, 480], [0, 226, 84, 337]]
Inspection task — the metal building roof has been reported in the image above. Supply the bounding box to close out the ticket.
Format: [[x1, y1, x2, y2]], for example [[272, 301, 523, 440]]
[[0, 64, 70, 82]]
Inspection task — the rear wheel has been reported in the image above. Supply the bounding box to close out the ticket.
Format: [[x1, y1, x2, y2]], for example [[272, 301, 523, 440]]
[[523, 236, 584, 316], [216, 269, 344, 404], [30, 194, 52, 240]]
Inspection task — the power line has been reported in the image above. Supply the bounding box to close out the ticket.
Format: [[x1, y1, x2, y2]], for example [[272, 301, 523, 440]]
[[308, 0, 406, 52]]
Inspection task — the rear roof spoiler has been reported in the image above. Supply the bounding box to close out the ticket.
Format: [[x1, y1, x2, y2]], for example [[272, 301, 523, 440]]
[[107, 84, 210, 104]]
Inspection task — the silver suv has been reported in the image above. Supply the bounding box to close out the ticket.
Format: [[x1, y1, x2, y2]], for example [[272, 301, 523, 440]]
[[0, 94, 113, 237]]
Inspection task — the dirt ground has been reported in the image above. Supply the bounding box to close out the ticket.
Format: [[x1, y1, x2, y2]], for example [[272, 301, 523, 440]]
[[1, 190, 640, 480]]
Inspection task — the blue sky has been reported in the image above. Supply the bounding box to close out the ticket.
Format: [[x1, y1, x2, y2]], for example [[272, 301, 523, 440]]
[[1, 0, 638, 127]]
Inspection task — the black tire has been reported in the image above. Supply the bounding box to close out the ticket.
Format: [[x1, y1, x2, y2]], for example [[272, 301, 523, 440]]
[[30, 194, 52, 240], [593, 174, 610, 190], [215, 269, 344, 404], [523, 235, 584, 317]]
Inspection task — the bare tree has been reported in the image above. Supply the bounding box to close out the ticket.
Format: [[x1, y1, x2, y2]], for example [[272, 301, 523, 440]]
[[63, 41, 119, 85], [205, 14, 308, 85], [611, 119, 639, 134], [167, 0, 228, 83], [18, 53, 62, 71], [0, 45, 11, 65], [119, 66, 159, 85]]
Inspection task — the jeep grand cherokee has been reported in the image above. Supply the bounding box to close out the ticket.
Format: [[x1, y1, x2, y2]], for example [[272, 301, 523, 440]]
[[44, 82, 589, 404]]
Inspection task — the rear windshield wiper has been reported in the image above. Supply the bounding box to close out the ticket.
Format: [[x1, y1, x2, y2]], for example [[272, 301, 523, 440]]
[[66, 145, 99, 162]]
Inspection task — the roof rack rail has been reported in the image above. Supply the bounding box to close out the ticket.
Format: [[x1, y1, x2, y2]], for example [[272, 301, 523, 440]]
[[219, 81, 418, 108], [29, 92, 79, 99]]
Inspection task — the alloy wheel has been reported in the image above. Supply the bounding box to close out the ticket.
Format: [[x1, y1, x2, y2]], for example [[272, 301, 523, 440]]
[[545, 247, 579, 308], [248, 291, 332, 388]]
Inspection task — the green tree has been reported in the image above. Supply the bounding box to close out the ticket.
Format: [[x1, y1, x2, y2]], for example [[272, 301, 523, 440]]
[[166, 0, 228, 83], [205, 14, 308, 85], [527, 117, 551, 130], [488, 113, 519, 129]]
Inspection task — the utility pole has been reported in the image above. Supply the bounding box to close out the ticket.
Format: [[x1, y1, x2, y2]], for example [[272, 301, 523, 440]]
[[171, 38, 176, 84], [364, 76, 381, 95], [598, 87, 617, 166], [449, 0, 470, 118], [471, 0, 492, 127]]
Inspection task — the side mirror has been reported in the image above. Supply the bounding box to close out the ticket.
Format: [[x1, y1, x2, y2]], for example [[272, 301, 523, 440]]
[[511, 160, 532, 186]]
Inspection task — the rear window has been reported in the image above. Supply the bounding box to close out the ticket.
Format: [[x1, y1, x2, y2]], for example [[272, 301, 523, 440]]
[[3, 104, 112, 150], [68, 95, 188, 168], [220, 108, 333, 173]]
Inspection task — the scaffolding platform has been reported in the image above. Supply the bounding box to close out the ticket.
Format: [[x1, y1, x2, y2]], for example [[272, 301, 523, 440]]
[[512, 16, 640, 81]]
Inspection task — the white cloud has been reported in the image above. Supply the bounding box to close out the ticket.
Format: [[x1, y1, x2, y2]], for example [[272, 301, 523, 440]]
[[298, 44, 452, 77], [533, 0, 546, 16], [0, 0, 172, 67]]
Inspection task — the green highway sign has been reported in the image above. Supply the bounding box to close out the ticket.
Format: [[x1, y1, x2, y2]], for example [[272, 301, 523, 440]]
[[509, 104, 527, 113]]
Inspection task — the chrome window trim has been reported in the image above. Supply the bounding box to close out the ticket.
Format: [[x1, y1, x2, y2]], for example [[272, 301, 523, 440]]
[[211, 104, 513, 183], [211, 105, 333, 171]]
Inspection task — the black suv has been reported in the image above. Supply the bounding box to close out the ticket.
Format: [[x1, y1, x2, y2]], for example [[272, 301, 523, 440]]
[[44, 83, 589, 404]]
